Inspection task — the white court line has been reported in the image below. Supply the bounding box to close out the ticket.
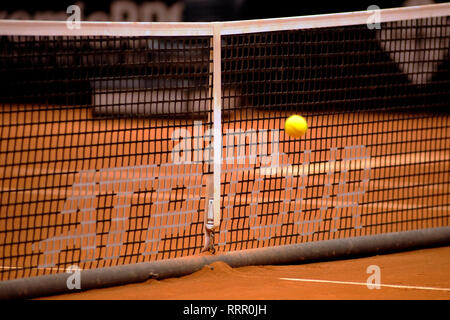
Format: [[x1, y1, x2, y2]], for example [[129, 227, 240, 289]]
[[280, 277, 450, 292], [0, 266, 75, 272], [258, 151, 450, 176]]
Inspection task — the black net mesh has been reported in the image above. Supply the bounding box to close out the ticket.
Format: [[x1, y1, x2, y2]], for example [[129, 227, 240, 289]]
[[0, 15, 449, 281]]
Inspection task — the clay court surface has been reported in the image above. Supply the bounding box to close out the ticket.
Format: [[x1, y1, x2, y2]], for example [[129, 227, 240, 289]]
[[1, 108, 449, 299], [39, 245, 450, 300], [1, 109, 449, 278]]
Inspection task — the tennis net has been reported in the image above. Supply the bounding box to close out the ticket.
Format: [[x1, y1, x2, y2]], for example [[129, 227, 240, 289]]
[[0, 3, 449, 282]]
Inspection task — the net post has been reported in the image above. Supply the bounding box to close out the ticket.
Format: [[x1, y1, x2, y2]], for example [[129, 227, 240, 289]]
[[203, 22, 222, 253]]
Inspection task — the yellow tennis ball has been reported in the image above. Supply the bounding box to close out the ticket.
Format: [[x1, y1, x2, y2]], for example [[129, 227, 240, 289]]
[[285, 115, 308, 138]]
